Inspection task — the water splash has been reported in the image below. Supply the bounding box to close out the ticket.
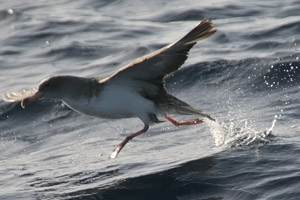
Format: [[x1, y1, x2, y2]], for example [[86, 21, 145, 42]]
[[204, 118, 226, 146], [205, 115, 277, 147]]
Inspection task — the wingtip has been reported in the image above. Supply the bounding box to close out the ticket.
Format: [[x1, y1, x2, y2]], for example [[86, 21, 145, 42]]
[[198, 18, 217, 34], [179, 18, 216, 45]]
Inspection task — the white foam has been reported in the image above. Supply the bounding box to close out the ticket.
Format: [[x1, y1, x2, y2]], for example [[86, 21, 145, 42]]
[[204, 115, 277, 147], [204, 118, 226, 146]]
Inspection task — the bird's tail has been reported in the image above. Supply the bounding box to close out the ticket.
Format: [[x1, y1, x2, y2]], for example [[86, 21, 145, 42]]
[[159, 95, 215, 121]]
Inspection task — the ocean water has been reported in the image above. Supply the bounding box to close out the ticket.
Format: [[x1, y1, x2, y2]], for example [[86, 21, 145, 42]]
[[1, 0, 300, 199]]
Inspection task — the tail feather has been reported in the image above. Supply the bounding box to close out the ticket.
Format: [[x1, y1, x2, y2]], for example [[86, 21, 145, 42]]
[[171, 105, 215, 121], [159, 94, 215, 121]]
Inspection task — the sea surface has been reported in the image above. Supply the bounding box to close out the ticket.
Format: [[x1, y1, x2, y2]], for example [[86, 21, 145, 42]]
[[1, 0, 300, 199]]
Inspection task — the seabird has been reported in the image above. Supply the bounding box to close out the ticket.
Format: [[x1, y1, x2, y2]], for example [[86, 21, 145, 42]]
[[3, 19, 216, 158]]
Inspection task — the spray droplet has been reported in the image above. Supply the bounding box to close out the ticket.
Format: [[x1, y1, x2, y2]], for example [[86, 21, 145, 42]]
[[7, 9, 14, 15]]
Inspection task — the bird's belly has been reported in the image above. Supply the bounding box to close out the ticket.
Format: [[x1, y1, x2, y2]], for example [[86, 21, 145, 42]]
[[63, 90, 156, 121], [80, 99, 135, 119], [64, 99, 132, 119]]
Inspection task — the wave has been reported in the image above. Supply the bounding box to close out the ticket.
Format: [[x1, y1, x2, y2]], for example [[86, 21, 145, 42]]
[[247, 20, 300, 40], [166, 57, 300, 93], [144, 5, 263, 22]]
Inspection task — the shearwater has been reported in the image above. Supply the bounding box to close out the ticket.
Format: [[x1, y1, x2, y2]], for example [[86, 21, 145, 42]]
[[3, 19, 216, 158]]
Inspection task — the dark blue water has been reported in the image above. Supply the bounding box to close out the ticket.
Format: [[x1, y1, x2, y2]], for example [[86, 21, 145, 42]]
[[1, 0, 300, 199]]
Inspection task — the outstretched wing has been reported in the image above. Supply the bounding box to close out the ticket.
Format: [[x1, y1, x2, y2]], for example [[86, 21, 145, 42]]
[[101, 19, 216, 96], [2, 88, 37, 102]]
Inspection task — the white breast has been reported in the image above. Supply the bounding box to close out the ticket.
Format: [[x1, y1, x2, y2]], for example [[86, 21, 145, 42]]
[[63, 84, 156, 124]]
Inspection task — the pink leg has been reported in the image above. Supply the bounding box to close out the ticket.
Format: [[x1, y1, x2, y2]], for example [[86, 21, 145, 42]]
[[110, 124, 149, 159], [165, 115, 203, 126]]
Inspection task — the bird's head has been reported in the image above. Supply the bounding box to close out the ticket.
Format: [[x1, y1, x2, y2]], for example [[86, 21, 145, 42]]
[[21, 76, 81, 109]]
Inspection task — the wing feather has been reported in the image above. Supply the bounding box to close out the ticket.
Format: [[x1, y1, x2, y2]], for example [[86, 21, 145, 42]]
[[101, 19, 216, 96]]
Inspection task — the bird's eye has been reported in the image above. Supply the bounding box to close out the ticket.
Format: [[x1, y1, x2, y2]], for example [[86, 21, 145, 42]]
[[44, 83, 50, 88]]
